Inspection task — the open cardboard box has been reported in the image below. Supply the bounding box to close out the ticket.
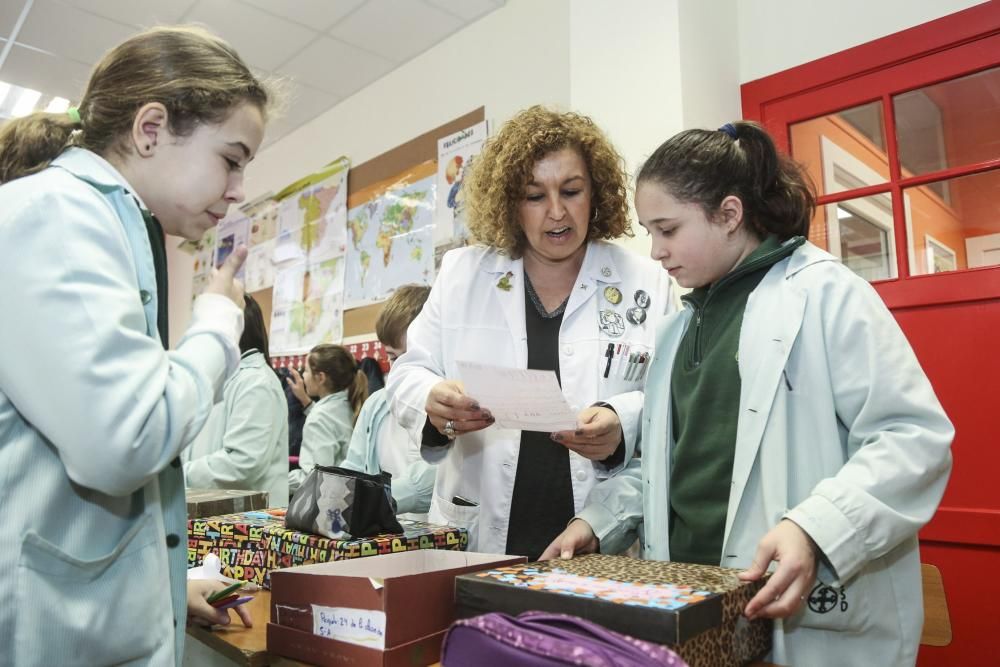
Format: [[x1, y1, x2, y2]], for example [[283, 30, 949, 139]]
[[267, 550, 525, 666]]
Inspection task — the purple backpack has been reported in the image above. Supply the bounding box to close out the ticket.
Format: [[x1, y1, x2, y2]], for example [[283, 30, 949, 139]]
[[441, 611, 688, 667]]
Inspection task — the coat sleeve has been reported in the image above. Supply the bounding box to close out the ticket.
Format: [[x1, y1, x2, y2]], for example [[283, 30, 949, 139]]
[[784, 273, 953, 583], [183, 372, 282, 490], [576, 456, 645, 554], [386, 253, 453, 443], [0, 184, 241, 497]]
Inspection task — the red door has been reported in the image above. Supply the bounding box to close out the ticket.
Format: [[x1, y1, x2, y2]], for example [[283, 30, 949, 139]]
[[742, 4, 1000, 665]]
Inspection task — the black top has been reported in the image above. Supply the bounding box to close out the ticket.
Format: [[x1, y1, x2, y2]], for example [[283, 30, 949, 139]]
[[505, 278, 574, 560], [142, 209, 169, 349]]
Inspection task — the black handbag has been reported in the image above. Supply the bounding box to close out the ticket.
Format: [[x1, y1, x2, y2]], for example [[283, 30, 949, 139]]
[[286, 465, 403, 539]]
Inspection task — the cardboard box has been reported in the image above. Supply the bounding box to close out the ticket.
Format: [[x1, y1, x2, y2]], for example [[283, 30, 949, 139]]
[[454, 554, 772, 667], [268, 550, 526, 667], [188, 513, 469, 588], [186, 488, 269, 518]]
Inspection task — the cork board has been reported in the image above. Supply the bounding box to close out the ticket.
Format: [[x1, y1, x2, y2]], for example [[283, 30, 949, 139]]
[[252, 106, 485, 342]]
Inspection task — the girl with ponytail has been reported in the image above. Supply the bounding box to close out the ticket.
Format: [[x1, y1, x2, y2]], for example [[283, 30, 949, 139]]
[[287, 344, 369, 494], [544, 121, 953, 666], [0, 25, 272, 663]]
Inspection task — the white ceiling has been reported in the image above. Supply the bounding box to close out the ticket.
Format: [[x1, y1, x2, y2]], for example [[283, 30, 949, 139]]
[[0, 0, 504, 147]]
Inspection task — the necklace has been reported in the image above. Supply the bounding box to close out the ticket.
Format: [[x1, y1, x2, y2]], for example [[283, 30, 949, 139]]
[[524, 272, 569, 319]]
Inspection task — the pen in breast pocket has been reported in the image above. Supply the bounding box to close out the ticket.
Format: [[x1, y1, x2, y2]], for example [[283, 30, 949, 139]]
[[617, 346, 631, 378], [637, 353, 650, 381], [603, 343, 614, 378], [624, 352, 637, 381]]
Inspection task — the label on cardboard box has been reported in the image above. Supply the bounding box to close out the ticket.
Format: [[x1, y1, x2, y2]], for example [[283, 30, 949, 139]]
[[312, 605, 386, 650]]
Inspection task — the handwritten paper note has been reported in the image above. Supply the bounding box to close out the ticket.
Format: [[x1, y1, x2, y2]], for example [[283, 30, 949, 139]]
[[457, 361, 578, 432], [312, 605, 386, 650]]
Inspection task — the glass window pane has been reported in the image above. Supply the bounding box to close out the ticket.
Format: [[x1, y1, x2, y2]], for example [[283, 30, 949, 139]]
[[790, 101, 890, 197], [906, 168, 1000, 276], [894, 66, 1000, 177], [808, 193, 897, 282]]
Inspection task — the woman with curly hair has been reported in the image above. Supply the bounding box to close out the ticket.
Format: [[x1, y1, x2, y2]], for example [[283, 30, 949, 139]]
[[387, 106, 675, 557]]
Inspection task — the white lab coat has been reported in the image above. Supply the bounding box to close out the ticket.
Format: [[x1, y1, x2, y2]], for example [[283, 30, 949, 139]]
[[184, 350, 290, 506], [388, 241, 674, 554], [288, 389, 354, 495], [579, 242, 954, 666], [0, 148, 242, 666]]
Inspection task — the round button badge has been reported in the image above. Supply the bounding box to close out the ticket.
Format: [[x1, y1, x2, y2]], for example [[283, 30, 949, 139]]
[[603, 286, 623, 305]]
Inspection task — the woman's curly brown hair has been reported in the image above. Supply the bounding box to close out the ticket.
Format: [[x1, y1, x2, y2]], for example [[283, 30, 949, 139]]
[[464, 105, 631, 256]]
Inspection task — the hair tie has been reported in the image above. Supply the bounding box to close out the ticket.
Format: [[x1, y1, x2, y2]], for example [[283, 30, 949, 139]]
[[718, 123, 738, 139], [67, 107, 82, 125]]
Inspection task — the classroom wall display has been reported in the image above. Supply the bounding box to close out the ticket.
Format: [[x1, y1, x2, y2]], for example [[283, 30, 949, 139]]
[[268, 158, 351, 355], [344, 162, 436, 308], [184, 107, 486, 368], [434, 119, 488, 248]]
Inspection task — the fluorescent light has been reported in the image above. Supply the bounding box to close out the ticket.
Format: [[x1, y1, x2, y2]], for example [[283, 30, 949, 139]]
[[11, 88, 42, 118], [0, 81, 10, 107], [45, 96, 70, 113]]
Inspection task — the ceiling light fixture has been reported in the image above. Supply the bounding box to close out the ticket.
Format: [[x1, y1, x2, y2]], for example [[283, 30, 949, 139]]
[[11, 88, 42, 118], [45, 96, 70, 113]]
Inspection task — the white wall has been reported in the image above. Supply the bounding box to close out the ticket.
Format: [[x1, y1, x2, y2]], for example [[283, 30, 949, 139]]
[[737, 0, 987, 83], [568, 0, 684, 259], [679, 0, 741, 128]]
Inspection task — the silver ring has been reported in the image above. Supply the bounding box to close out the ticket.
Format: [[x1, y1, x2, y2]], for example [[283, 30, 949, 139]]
[[443, 419, 456, 439]]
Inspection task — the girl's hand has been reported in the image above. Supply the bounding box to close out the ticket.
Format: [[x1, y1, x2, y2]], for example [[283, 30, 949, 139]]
[[551, 406, 622, 461], [539, 519, 599, 561], [187, 580, 252, 628], [739, 519, 818, 620], [425, 380, 493, 438], [285, 368, 311, 407], [205, 245, 247, 307]]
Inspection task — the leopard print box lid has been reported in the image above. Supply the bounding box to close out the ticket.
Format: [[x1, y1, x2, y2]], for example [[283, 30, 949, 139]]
[[455, 554, 772, 666]]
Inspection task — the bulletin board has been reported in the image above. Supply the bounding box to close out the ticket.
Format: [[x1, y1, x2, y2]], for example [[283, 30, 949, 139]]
[[252, 106, 485, 365]]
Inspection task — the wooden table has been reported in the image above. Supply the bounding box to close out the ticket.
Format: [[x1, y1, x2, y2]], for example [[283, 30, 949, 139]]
[[187, 590, 778, 666], [186, 591, 307, 667]]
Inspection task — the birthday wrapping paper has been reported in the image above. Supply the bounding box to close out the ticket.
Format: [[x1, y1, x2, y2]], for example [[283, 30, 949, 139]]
[[187, 511, 468, 587]]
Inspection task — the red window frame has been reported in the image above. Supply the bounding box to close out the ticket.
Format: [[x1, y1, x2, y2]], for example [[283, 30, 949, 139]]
[[741, 2, 1000, 310]]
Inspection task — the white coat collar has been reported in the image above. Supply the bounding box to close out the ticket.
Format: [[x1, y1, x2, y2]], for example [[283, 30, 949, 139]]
[[51, 147, 151, 211], [478, 241, 623, 330]]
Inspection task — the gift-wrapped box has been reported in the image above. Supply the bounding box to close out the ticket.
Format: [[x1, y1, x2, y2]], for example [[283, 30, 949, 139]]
[[187, 510, 286, 586], [266, 518, 468, 571], [268, 550, 526, 667], [186, 488, 269, 518], [455, 554, 772, 667], [188, 513, 469, 588]]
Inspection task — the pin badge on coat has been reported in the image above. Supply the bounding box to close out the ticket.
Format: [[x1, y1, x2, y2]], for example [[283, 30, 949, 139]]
[[626, 306, 646, 325], [634, 289, 651, 309], [599, 310, 625, 337], [603, 286, 622, 305]]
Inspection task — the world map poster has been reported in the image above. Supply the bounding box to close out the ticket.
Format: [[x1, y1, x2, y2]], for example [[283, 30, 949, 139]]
[[344, 161, 436, 308]]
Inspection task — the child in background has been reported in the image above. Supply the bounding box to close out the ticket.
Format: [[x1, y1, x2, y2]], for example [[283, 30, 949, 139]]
[[0, 26, 272, 664], [342, 285, 435, 520], [287, 344, 368, 494], [184, 294, 290, 506], [543, 121, 953, 666]]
